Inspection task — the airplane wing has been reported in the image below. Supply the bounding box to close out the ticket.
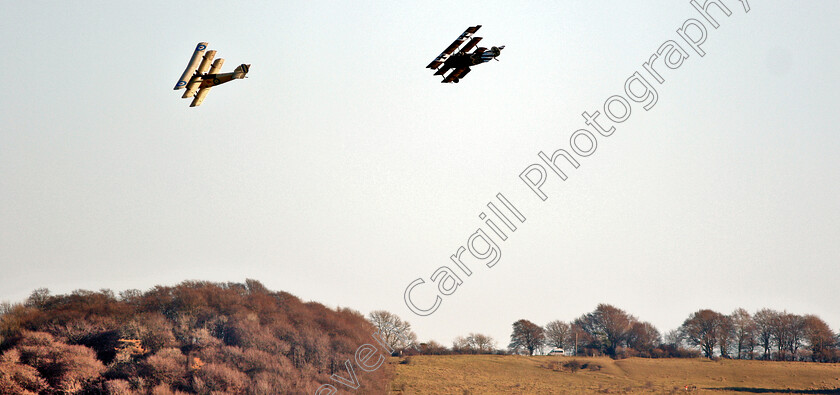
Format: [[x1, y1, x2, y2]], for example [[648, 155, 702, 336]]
[[174, 42, 208, 90], [460, 36, 483, 53], [426, 25, 481, 69], [190, 87, 211, 107], [208, 58, 225, 74], [442, 67, 471, 83], [181, 50, 217, 98], [189, 58, 225, 107]]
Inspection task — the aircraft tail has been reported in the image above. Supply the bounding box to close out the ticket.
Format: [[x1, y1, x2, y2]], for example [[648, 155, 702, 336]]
[[233, 64, 250, 79]]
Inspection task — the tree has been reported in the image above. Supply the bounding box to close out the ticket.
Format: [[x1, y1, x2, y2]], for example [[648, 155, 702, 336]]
[[753, 308, 777, 360], [452, 336, 471, 353], [680, 309, 725, 358], [717, 315, 734, 358], [508, 319, 544, 356], [626, 321, 661, 356], [663, 329, 681, 347], [730, 308, 755, 359], [573, 304, 634, 357], [24, 288, 51, 308], [418, 340, 449, 355], [454, 333, 496, 354], [802, 315, 836, 362], [569, 323, 587, 356], [367, 310, 418, 351], [544, 320, 571, 350], [467, 333, 496, 353], [0, 349, 48, 394], [787, 314, 806, 360], [771, 312, 804, 361], [15, 331, 105, 392]]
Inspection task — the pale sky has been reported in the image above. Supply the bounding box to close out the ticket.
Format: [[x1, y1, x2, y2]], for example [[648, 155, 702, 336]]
[[1, 1, 838, 348]]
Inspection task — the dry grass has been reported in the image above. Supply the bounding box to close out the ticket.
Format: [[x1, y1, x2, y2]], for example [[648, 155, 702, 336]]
[[389, 355, 840, 394]]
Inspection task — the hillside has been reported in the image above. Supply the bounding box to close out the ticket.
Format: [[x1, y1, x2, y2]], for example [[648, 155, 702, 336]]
[[390, 354, 840, 394], [0, 281, 392, 394]]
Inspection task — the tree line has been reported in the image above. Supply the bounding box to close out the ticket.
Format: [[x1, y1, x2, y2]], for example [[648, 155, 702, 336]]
[[375, 304, 840, 363]]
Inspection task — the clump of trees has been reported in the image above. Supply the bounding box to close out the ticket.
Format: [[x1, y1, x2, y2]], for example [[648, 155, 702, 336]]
[[0, 281, 393, 394], [678, 308, 838, 362], [453, 333, 497, 354], [504, 304, 839, 362]]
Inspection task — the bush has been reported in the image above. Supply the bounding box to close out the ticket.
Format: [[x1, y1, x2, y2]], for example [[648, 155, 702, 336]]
[[104, 379, 134, 395], [0, 349, 48, 393], [193, 362, 250, 394], [143, 348, 187, 387], [15, 331, 105, 392], [563, 360, 582, 373]]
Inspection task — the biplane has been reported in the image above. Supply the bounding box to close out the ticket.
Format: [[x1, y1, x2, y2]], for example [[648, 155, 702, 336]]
[[173, 42, 250, 107], [426, 25, 504, 83]]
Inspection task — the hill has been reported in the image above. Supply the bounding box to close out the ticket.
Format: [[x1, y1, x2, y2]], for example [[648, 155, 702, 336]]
[[0, 281, 392, 394], [390, 354, 840, 394]]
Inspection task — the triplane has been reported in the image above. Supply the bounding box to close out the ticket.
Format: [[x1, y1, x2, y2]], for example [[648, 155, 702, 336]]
[[426, 25, 504, 83], [173, 42, 250, 107]]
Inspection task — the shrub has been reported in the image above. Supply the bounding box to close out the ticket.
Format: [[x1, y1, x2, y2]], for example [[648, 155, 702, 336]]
[[563, 360, 582, 373], [193, 362, 249, 394], [15, 331, 105, 392], [104, 379, 133, 395], [143, 348, 187, 387], [0, 349, 48, 394]]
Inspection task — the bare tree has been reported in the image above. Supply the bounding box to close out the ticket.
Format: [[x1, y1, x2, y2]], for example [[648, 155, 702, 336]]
[[753, 308, 777, 360], [570, 323, 587, 356], [802, 315, 836, 362], [717, 314, 734, 358], [627, 321, 661, 356], [25, 288, 51, 308], [663, 329, 682, 347], [771, 312, 804, 361], [788, 314, 806, 360], [452, 333, 495, 354], [573, 304, 634, 357], [730, 308, 755, 359], [680, 309, 725, 358], [368, 310, 418, 351], [452, 336, 471, 353], [544, 320, 571, 350], [508, 319, 544, 356], [467, 333, 496, 353], [0, 301, 14, 316]]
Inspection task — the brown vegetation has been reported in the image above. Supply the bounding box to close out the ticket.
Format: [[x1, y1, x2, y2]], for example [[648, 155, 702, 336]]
[[0, 280, 392, 394], [510, 304, 839, 362]]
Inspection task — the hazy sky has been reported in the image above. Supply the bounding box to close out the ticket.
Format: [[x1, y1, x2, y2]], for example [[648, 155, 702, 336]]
[[2, 1, 838, 347]]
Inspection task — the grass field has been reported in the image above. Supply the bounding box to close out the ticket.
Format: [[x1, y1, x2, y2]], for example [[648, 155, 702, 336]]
[[389, 355, 840, 394]]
